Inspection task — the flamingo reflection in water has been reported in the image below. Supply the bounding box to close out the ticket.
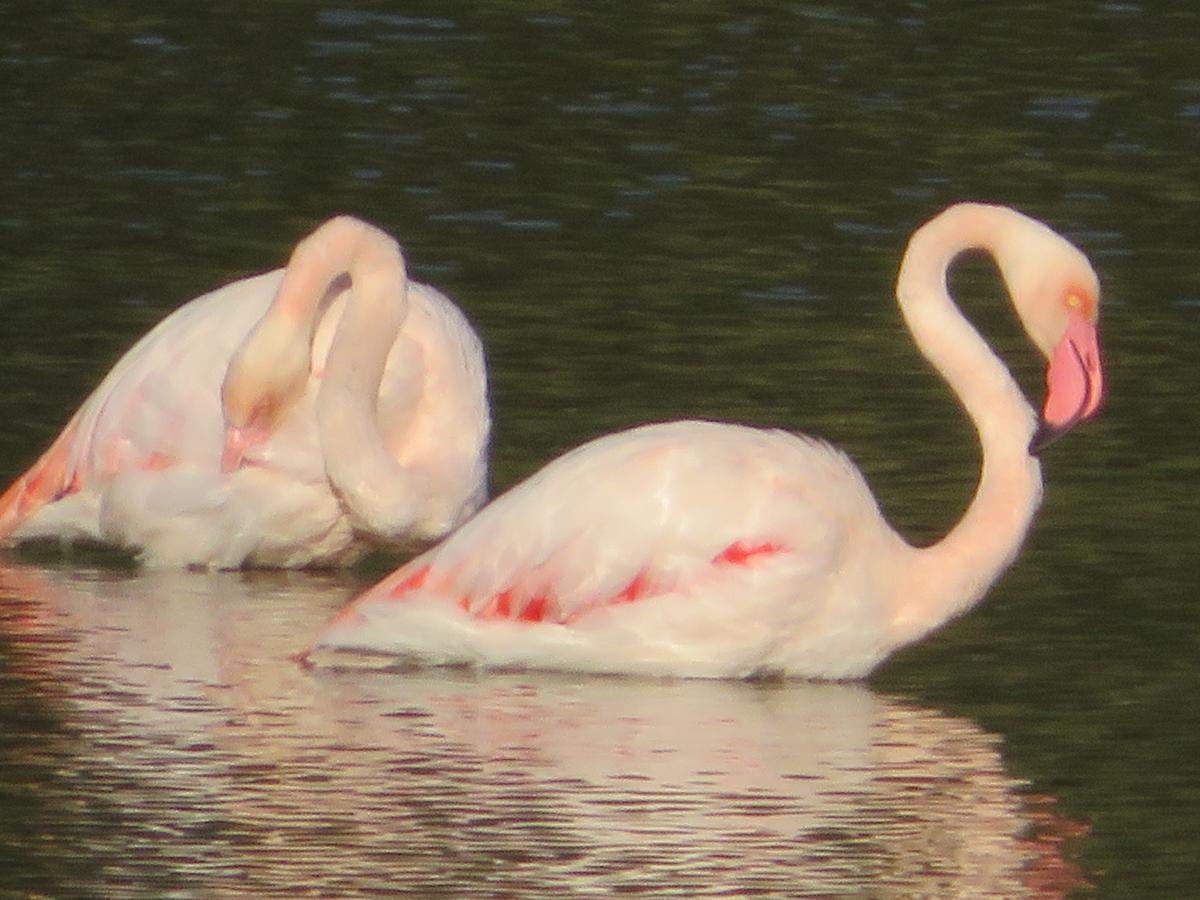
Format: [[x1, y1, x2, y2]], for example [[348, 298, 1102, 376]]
[[0, 216, 490, 569], [0, 562, 1087, 896]]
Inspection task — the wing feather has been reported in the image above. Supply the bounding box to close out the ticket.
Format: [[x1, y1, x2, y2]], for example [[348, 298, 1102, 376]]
[[369, 420, 876, 624]]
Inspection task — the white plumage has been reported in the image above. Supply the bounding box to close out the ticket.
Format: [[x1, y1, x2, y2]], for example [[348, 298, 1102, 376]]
[[0, 217, 490, 568]]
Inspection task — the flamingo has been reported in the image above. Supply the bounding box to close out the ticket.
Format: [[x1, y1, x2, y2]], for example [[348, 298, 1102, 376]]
[[303, 203, 1104, 679], [0, 216, 490, 568]]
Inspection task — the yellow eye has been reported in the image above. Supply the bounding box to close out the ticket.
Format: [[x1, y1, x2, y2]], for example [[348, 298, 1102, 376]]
[[1064, 286, 1096, 318]]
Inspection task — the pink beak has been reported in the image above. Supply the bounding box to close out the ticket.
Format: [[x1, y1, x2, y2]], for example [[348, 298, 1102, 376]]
[[1030, 309, 1104, 453]]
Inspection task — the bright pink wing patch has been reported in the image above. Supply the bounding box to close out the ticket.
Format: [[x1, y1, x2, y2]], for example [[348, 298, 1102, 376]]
[[379, 541, 786, 626], [518, 593, 551, 622], [477, 589, 513, 619], [713, 541, 784, 566], [388, 565, 430, 597], [0, 418, 85, 538]]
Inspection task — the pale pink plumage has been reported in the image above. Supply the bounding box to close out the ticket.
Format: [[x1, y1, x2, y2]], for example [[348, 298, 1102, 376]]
[[306, 203, 1105, 679], [0, 216, 490, 568]]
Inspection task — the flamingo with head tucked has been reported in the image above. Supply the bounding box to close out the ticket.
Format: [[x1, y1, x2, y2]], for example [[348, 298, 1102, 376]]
[[0, 216, 490, 568], [304, 203, 1103, 679]]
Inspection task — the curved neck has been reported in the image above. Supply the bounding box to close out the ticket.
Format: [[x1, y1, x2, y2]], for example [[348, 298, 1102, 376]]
[[297, 220, 434, 538], [231, 216, 428, 536], [270, 216, 405, 344], [222, 217, 406, 452], [890, 205, 1043, 645]]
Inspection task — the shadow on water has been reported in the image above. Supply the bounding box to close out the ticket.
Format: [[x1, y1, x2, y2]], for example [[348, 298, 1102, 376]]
[[0, 563, 1086, 896]]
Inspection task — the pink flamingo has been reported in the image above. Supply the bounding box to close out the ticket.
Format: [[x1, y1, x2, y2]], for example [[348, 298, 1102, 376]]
[[0, 216, 490, 568], [305, 203, 1103, 678]]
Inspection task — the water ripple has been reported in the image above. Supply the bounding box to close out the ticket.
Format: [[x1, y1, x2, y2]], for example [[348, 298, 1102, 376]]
[[0, 565, 1085, 896]]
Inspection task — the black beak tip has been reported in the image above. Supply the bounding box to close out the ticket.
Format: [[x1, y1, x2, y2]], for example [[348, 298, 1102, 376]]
[[1029, 420, 1065, 455]]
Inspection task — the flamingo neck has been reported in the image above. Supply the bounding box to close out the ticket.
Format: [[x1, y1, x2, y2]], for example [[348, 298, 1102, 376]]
[[890, 204, 1043, 646], [222, 217, 400, 447], [301, 222, 436, 539]]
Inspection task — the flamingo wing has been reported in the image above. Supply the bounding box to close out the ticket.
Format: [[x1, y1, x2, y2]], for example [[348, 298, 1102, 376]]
[[0, 270, 286, 542], [312, 420, 882, 669]]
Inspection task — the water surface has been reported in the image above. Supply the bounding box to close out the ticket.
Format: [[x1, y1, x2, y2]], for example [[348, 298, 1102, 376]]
[[1, 565, 1087, 896]]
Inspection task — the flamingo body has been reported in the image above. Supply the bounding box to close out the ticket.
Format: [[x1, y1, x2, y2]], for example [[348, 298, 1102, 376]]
[[314, 420, 909, 677], [0, 218, 490, 568], [308, 203, 1105, 678]]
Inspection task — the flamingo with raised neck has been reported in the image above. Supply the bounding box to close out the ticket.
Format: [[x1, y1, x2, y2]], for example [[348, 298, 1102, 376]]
[[303, 202, 1103, 679]]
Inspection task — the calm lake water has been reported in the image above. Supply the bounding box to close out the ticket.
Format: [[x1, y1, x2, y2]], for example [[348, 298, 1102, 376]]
[[1, 3, 1198, 896]]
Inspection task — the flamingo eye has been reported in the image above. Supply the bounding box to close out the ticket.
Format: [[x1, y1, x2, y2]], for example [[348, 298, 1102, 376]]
[[1063, 286, 1096, 319]]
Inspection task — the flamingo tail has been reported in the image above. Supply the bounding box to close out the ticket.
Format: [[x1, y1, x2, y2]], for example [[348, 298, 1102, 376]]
[[0, 417, 83, 541]]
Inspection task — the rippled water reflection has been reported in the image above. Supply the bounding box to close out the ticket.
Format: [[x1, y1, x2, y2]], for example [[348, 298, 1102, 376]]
[[0, 566, 1083, 896]]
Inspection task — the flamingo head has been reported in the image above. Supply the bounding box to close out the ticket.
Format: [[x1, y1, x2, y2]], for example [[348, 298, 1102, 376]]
[[990, 209, 1105, 452], [219, 309, 312, 471]]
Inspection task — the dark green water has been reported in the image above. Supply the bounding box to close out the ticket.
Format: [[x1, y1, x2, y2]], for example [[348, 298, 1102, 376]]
[[1, 3, 1198, 895]]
